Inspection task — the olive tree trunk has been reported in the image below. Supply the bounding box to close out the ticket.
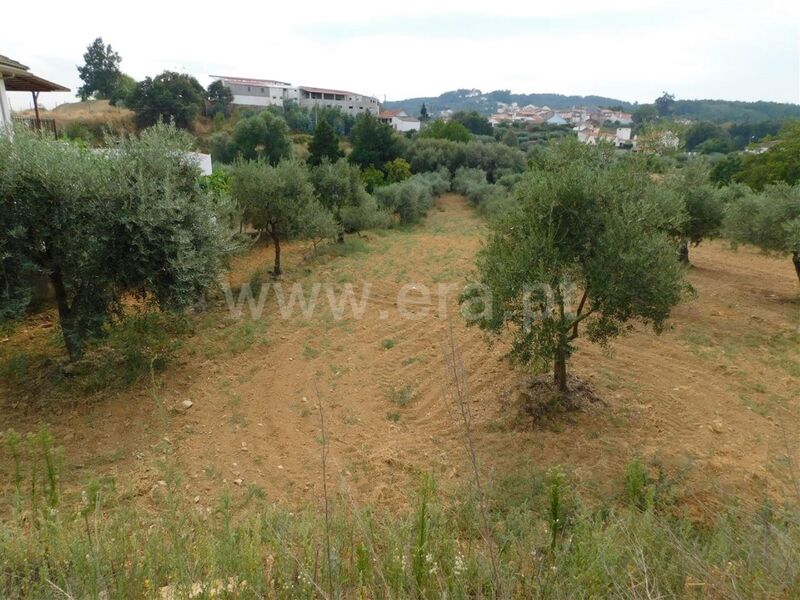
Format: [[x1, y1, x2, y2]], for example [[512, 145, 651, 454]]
[[678, 240, 690, 264], [793, 251, 800, 283], [49, 266, 83, 362], [270, 229, 282, 276], [553, 347, 568, 393]]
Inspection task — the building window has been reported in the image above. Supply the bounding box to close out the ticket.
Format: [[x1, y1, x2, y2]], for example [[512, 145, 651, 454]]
[[247, 86, 251, 91], [261, 87, 264, 92]]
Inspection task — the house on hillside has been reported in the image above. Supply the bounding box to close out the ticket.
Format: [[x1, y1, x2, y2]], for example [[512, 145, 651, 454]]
[[378, 109, 421, 132], [599, 108, 633, 124], [547, 114, 567, 125], [577, 126, 633, 148], [633, 130, 681, 153], [0, 55, 69, 135], [209, 75, 379, 116]]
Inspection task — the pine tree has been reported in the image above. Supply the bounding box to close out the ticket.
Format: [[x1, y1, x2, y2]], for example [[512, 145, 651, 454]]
[[419, 103, 430, 122], [308, 120, 344, 166]]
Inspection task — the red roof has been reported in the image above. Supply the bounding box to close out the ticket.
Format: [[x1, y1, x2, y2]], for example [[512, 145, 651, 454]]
[[299, 85, 362, 97], [210, 75, 293, 87], [379, 110, 402, 118]]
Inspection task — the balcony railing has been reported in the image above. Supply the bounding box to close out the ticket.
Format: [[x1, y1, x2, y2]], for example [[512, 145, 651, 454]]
[[12, 116, 57, 136]]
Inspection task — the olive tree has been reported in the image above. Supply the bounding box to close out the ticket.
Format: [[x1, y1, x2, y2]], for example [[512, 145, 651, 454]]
[[463, 142, 688, 393], [666, 160, 724, 263], [0, 124, 234, 361], [310, 159, 368, 241], [724, 183, 800, 283], [231, 159, 329, 275]]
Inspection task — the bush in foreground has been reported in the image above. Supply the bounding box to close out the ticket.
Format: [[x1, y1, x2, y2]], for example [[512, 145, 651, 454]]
[[0, 124, 234, 361]]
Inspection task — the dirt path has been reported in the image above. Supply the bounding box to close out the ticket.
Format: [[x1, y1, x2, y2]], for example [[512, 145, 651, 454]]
[[3, 194, 799, 512]]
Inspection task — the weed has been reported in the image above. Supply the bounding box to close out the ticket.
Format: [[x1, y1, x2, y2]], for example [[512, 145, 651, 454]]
[[303, 345, 320, 360], [388, 384, 415, 406], [625, 457, 655, 511], [381, 338, 396, 350]]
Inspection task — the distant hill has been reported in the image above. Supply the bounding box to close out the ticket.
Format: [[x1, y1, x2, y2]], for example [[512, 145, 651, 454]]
[[385, 89, 800, 124], [384, 89, 633, 117], [670, 99, 800, 124]]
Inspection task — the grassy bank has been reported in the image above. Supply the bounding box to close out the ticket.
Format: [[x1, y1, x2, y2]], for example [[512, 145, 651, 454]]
[[1, 430, 798, 599]]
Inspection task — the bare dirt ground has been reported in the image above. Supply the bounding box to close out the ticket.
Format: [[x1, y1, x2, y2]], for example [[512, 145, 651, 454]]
[[2, 194, 799, 513]]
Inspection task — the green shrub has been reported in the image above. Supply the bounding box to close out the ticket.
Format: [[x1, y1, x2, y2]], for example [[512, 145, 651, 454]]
[[375, 177, 436, 225]]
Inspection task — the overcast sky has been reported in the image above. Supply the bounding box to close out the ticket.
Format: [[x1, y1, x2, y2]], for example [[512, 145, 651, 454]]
[[4, 0, 799, 110]]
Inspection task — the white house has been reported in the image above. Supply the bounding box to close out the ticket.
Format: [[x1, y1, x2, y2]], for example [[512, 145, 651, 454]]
[[378, 109, 421, 132], [210, 75, 380, 117]]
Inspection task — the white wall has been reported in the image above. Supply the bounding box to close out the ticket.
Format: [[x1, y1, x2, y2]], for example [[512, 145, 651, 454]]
[[394, 118, 420, 133], [184, 152, 213, 176], [232, 94, 279, 107], [0, 79, 13, 134]]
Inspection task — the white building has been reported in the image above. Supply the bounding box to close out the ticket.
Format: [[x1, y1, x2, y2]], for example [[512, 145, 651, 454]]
[[210, 75, 298, 108], [210, 75, 379, 117], [378, 109, 421, 132]]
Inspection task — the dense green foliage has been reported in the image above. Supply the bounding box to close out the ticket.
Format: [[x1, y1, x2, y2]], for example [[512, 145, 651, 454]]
[[307, 119, 343, 166], [76, 37, 123, 101], [279, 102, 356, 136], [403, 138, 526, 181], [724, 183, 800, 282], [374, 171, 450, 224], [348, 113, 400, 169], [310, 159, 388, 238], [728, 121, 800, 190], [230, 111, 292, 164], [419, 119, 471, 143], [206, 80, 234, 117], [107, 73, 136, 107], [451, 111, 493, 135], [464, 141, 687, 392], [384, 157, 412, 183], [451, 167, 513, 219], [128, 71, 205, 130], [0, 125, 234, 360]]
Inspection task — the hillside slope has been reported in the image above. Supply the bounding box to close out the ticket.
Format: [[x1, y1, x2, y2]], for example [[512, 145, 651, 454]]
[[386, 89, 800, 123]]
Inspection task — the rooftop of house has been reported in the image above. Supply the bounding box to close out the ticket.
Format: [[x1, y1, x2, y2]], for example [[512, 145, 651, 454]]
[[0, 55, 70, 93], [299, 85, 362, 97], [210, 75, 293, 88]]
